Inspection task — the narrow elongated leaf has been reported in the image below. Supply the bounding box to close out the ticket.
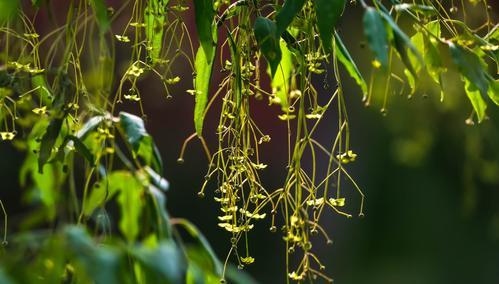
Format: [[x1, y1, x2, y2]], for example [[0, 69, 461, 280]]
[[31, 75, 52, 103], [271, 39, 293, 110], [117, 173, 143, 242], [76, 115, 105, 140], [254, 17, 282, 77], [145, 166, 169, 191], [194, 0, 216, 59], [464, 77, 487, 122], [38, 117, 63, 173], [334, 32, 367, 95], [90, 0, 110, 33], [486, 77, 499, 105], [193, 0, 217, 137], [394, 3, 436, 15], [148, 185, 172, 239], [363, 7, 389, 68], [314, 0, 346, 52], [194, 46, 216, 136], [275, 0, 306, 36], [449, 42, 489, 96], [145, 0, 169, 63], [175, 219, 223, 277], [67, 135, 95, 165], [227, 30, 242, 109]]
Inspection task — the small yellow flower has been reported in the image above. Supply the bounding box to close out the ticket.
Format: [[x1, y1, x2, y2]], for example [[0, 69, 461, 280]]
[[278, 114, 296, 121], [329, 197, 345, 207], [288, 271, 305, 280], [124, 94, 141, 101], [165, 76, 181, 85], [0, 132, 15, 141], [372, 59, 382, 68], [32, 106, 47, 115], [126, 65, 144, 77], [240, 256, 255, 265], [115, 35, 130, 42]]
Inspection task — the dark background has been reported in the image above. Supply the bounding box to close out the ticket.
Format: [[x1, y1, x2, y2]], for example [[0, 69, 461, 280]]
[[1, 1, 499, 283]]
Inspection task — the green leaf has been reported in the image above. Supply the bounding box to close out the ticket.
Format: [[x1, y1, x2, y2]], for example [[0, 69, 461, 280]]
[[314, 0, 346, 53], [67, 135, 95, 165], [38, 117, 63, 173], [145, 166, 169, 191], [145, 0, 169, 63], [83, 171, 136, 216], [227, 30, 242, 110], [225, 264, 259, 284], [90, 0, 110, 33], [254, 17, 282, 77], [486, 78, 499, 105], [117, 173, 143, 242], [147, 184, 172, 239], [131, 241, 185, 284], [449, 42, 489, 96], [393, 3, 436, 15], [194, 46, 216, 137], [379, 10, 424, 76], [192, 0, 217, 137], [334, 32, 367, 95], [64, 226, 122, 284], [275, 0, 306, 36], [0, 0, 19, 22], [174, 219, 223, 277], [363, 7, 389, 68], [271, 39, 293, 110], [119, 112, 163, 173], [464, 77, 487, 122], [31, 75, 53, 103], [76, 115, 105, 140], [194, 0, 217, 59]]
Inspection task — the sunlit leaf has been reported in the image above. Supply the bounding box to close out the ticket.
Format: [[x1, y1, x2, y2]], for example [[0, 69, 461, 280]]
[[194, 46, 216, 137], [193, 0, 216, 59], [254, 17, 281, 77], [363, 7, 389, 68], [145, 0, 169, 63], [486, 78, 499, 105], [117, 172, 143, 242], [192, 0, 217, 137], [379, 10, 424, 76], [394, 3, 436, 15], [271, 39, 293, 110], [31, 75, 52, 103], [334, 32, 367, 95], [464, 77, 487, 122], [314, 0, 346, 53]]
